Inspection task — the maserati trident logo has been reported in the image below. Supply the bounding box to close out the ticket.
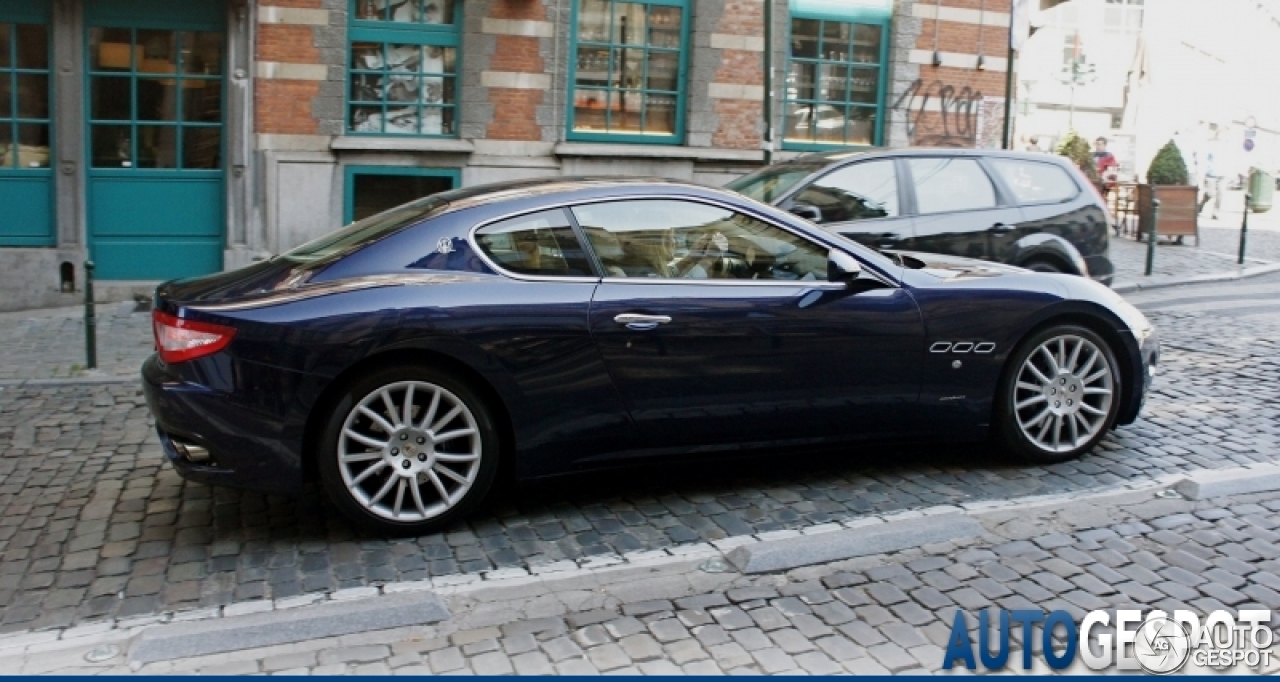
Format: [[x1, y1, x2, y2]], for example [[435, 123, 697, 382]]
[[436, 237, 456, 254], [1134, 615, 1191, 674]]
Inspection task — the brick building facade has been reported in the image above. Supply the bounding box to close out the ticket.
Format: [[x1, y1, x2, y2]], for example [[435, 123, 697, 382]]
[[0, 0, 1012, 310]]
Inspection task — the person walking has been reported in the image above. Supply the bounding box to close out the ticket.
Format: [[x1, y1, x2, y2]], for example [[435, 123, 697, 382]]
[[1093, 137, 1119, 191]]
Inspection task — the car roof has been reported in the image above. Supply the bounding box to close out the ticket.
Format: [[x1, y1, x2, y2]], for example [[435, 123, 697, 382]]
[[792, 147, 1073, 165], [432, 176, 740, 213]]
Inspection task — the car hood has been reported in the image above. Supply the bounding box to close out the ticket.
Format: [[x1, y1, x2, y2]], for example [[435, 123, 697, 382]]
[[884, 250, 1031, 279]]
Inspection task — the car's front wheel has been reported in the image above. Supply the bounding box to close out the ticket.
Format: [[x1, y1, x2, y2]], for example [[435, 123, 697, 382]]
[[995, 325, 1120, 463], [318, 365, 499, 535]]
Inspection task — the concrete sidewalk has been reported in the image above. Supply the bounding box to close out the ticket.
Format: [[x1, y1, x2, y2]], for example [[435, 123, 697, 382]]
[[3, 466, 1278, 675]]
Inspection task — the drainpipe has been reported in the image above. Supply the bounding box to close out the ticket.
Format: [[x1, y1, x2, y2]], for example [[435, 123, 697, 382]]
[[763, 0, 774, 164]]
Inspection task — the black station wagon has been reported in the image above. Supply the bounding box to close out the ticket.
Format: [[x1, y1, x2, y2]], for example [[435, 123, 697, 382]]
[[728, 148, 1115, 286]]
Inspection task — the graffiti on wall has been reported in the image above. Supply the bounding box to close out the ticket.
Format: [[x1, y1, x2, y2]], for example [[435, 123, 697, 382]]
[[891, 79, 986, 147]]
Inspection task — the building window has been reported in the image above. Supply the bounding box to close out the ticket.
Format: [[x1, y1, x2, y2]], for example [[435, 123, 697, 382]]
[[348, 0, 459, 136], [568, 0, 688, 143], [344, 166, 458, 223], [0, 22, 50, 170], [784, 18, 887, 149]]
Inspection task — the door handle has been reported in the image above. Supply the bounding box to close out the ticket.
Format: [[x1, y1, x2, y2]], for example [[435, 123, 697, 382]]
[[877, 232, 898, 249], [989, 223, 1016, 235], [614, 313, 672, 331]]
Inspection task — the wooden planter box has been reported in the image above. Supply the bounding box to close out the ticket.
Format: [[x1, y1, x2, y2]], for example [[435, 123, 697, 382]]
[[1137, 184, 1199, 245]]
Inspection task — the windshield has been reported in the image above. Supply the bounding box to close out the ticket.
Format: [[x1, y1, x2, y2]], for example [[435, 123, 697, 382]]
[[725, 164, 821, 204], [282, 196, 450, 263]]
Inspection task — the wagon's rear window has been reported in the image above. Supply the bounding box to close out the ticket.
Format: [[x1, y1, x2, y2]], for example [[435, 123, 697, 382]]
[[282, 195, 449, 263]]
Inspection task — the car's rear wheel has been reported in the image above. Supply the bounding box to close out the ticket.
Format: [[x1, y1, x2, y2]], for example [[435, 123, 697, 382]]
[[995, 325, 1120, 463], [318, 365, 499, 535]]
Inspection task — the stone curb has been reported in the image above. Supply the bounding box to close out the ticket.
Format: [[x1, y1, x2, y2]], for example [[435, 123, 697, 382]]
[[1174, 463, 1280, 500], [1111, 261, 1280, 294], [0, 377, 139, 388], [129, 590, 450, 664]]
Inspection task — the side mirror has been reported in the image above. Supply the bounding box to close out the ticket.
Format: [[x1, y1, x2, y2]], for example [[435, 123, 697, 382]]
[[789, 204, 822, 222], [827, 250, 863, 283]]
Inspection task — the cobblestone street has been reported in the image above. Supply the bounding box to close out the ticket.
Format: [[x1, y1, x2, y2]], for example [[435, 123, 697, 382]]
[[1, 261, 1278, 640]]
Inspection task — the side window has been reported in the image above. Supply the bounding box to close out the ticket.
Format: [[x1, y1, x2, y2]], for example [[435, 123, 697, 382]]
[[908, 158, 997, 214], [475, 210, 593, 277], [792, 160, 899, 223], [572, 200, 829, 281], [989, 159, 1079, 203]]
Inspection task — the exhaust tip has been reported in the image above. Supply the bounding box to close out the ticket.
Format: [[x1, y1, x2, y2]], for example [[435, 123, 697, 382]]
[[173, 440, 212, 463]]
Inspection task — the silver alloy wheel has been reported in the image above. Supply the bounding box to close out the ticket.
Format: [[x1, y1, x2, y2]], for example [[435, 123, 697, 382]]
[[338, 380, 482, 522], [1013, 334, 1114, 454]]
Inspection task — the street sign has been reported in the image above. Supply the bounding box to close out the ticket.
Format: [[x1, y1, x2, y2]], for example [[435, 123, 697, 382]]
[[1245, 129, 1257, 139], [1245, 138, 1256, 152]]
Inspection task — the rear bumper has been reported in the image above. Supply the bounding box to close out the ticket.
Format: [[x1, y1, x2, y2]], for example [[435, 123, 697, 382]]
[[141, 354, 307, 495]]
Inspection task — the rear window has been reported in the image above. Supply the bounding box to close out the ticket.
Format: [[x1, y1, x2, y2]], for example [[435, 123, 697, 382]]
[[726, 163, 822, 203], [282, 195, 449, 263], [989, 159, 1079, 203]]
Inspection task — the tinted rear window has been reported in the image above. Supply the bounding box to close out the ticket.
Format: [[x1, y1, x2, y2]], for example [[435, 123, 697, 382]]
[[282, 196, 450, 264], [989, 159, 1079, 203]]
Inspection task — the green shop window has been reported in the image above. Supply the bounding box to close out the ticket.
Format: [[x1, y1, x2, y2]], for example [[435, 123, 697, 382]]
[[348, 0, 459, 136], [785, 0, 891, 150], [0, 2, 54, 246], [568, 0, 689, 143], [345, 165, 458, 223]]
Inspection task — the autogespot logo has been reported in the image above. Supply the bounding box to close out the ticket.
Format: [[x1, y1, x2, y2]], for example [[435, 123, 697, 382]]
[[942, 608, 1274, 673]]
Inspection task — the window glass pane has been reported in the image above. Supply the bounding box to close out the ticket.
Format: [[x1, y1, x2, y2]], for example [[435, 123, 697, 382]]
[[726, 163, 823, 203], [91, 76, 131, 121], [617, 3, 645, 45], [182, 31, 223, 75], [0, 125, 10, 168], [0, 76, 9, 118], [0, 25, 10, 69], [136, 30, 177, 73], [182, 81, 221, 122], [136, 76, 178, 121], [649, 6, 681, 46], [476, 210, 593, 277], [288, 193, 448, 263], [847, 107, 875, 145], [15, 24, 47, 70], [852, 24, 881, 63], [642, 93, 675, 135], [12, 124, 49, 168], [183, 127, 220, 169], [91, 28, 135, 71], [579, 0, 611, 42], [350, 172, 453, 222], [815, 105, 847, 144], [794, 160, 898, 223], [822, 21, 848, 60], [136, 125, 178, 168], [791, 19, 819, 59], [15, 74, 47, 119], [817, 63, 847, 101], [573, 88, 609, 132], [646, 51, 678, 90], [92, 124, 133, 167], [908, 158, 997, 213], [573, 200, 828, 281], [990, 159, 1079, 203]]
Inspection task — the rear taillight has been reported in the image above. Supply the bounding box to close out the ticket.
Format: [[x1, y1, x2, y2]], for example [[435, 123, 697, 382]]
[[152, 310, 236, 363], [1077, 167, 1116, 228]]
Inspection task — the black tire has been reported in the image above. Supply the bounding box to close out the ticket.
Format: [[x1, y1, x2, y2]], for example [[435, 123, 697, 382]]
[[1023, 259, 1065, 274], [318, 364, 500, 536], [994, 324, 1121, 464]]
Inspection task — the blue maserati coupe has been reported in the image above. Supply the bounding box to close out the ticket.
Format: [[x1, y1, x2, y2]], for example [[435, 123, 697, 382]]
[[143, 178, 1158, 534]]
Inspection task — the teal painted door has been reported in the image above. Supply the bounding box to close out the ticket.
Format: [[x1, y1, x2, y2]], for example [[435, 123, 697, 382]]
[[0, 1, 54, 246], [86, 0, 225, 280]]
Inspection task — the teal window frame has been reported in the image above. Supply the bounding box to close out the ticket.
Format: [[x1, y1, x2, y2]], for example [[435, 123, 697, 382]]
[[347, 1, 461, 138], [783, 9, 891, 152], [0, 0, 54, 247], [566, 0, 690, 145], [343, 165, 459, 224]]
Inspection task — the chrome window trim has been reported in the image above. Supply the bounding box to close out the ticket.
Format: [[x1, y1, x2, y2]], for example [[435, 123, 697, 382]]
[[466, 193, 899, 289]]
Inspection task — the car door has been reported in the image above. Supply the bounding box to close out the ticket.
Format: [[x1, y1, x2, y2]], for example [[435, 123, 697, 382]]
[[904, 156, 1021, 262], [982, 156, 1095, 267], [780, 158, 915, 252], [572, 198, 926, 450]]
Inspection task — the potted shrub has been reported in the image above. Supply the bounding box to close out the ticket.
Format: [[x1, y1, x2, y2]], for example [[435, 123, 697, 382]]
[[1056, 131, 1102, 190], [1138, 140, 1199, 245]]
